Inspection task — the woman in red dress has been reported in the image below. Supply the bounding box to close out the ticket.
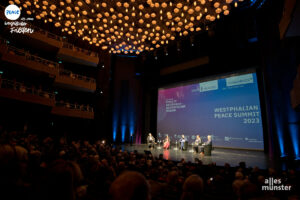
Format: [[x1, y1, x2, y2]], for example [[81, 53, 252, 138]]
[[163, 135, 170, 149]]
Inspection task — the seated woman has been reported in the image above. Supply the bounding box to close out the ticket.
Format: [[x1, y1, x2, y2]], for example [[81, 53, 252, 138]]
[[163, 135, 170, 149], [193, 135, 202, 153]]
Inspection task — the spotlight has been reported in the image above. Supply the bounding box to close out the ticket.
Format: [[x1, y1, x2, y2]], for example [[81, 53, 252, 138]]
[[155, 56, 158, 60]]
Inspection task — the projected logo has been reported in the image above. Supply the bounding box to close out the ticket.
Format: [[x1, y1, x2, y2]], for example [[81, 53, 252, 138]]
[[226, 74, 253, 87], [199, 80, 218, 92], [4, 5, 21, 20]]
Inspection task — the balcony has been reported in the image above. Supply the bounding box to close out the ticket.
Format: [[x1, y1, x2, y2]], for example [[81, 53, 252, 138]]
[[54, 69, 96, 92], [0, 78, 55, 107], [51, 102, 94, 119], [58, 42, 99, 67], [25, 26, 63, 51], [1, 45, 59, 76], [0, 40, 96, 92]]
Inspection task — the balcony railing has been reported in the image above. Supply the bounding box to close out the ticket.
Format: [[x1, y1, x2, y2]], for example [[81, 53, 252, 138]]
[[52, 101, 95, 119], [1, 38, 96, 90], [0, 78, 56, 99], [0, 77, 94, 118], [62, 42, 99, 58], [5, 45, 60, 70], [58, 69, 96, 84], [55, 101, 94, 112], [32, 26, 63, 42]]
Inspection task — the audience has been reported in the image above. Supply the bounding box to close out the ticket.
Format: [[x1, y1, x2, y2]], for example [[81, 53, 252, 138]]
[[109, 171, 150, 200], [0, 129, 299, 200], [181, 175, 204, 200]]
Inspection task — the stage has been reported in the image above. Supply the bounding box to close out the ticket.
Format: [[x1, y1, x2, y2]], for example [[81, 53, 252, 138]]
[[122, 144, 270, 169]]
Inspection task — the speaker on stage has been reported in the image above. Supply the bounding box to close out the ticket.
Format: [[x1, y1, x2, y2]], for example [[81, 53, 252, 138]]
[[183, 141, 188, 151], [204, 145, 212, 156]]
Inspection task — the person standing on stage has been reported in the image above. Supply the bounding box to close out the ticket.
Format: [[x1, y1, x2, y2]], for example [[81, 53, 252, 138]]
[[193, 135, 202, 153], [179, 134, 186, 150], [163, 135, 170, 149], [147, 133, 155, 149]]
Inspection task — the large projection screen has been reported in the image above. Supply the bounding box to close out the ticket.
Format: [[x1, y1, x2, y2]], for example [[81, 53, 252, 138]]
[[157, 71, 264, 150]]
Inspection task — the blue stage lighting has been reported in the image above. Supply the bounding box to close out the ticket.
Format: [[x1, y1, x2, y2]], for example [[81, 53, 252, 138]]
[[289, 124, 299, 160], [121, 125, 126, 143]]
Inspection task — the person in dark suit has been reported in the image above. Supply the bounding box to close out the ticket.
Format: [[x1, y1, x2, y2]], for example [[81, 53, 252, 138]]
[[200, 135, 212, 154], [193, 135, 202, 153], [147, 133, 155, 149]]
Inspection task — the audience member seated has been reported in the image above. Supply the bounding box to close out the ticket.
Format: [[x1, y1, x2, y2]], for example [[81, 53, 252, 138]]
[[0, 129, 298, 200], [181, 174, 204, 200], [109, 171, 150, 200]]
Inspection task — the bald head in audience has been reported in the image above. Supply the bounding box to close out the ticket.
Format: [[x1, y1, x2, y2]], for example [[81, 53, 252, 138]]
[[109, 171, 150, 200]]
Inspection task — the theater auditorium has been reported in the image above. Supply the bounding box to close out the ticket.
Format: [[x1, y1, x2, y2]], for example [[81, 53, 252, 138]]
[[0, 0, 299, 200]]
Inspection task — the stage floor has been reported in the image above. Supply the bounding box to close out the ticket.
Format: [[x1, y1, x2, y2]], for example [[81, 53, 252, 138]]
[[122, 144, 270, 169]]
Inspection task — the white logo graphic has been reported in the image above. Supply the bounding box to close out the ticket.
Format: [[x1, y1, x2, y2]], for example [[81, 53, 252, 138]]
[[199, 80, 218, 92], [262, 178, 291, 191], [5, 5, 21, 20], [226, 74, 254, 87]]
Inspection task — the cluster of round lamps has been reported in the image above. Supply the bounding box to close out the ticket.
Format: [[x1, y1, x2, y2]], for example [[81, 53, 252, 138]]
[[10, 0, 243, 55]]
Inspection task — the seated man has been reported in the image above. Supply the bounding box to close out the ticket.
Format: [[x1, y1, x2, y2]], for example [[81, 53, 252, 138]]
[[199, 135, 212, 154], [147, 133, 155, 149]]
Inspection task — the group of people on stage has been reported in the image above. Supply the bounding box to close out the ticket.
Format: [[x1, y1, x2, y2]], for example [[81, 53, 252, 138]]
[[147, 133, 212, 154], [147, 133, 170, 149]]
